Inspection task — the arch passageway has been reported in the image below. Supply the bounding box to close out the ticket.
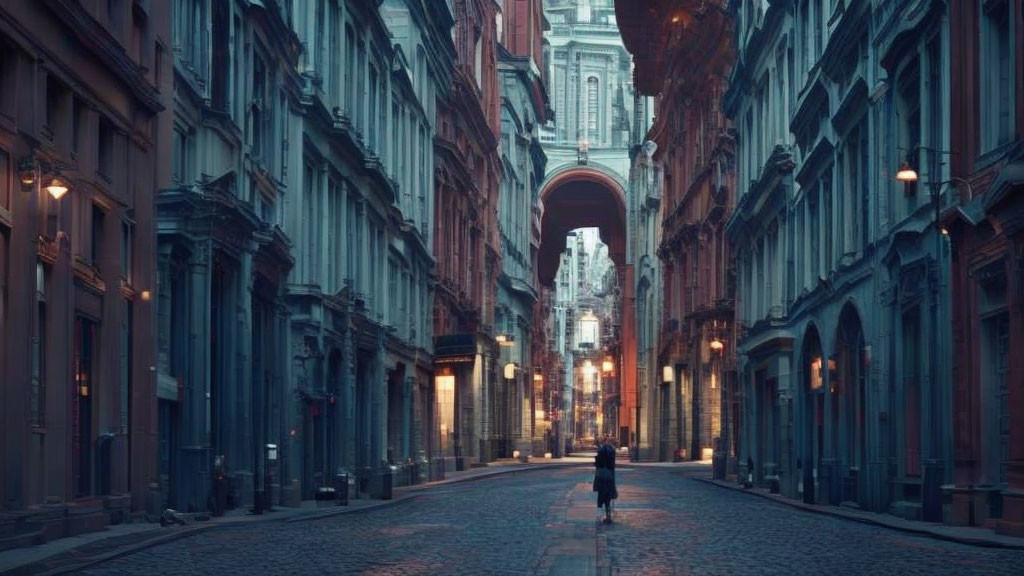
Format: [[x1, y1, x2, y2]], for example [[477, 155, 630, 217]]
[[538, 167, 627, 286], [538, 166, 637, 448]]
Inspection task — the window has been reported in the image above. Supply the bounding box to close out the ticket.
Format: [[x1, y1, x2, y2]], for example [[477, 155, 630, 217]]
[[121, 220, 133, 283], [31, 262, 46, 427], [172, 127, 190, 184], [98, 116, 114, 179], [587, 77, 599, 143], [173, 0, 206, 82], [356, 39, 366, 133], [252, 53, 267, 161], [379, 79, 387, 163], [345, 26, 356, 115], [211, 0, 229, 111], [419, 125, 427, 231], [388, 260, 398, 325], [91, 204, 105, 267], [474, 34, 482, 87], [392, 104, 400, 180], [981, 0, 1015, 151], [368, 65, 378, 151], [330, 3, 340, 104], [45, 75, 67, 143], [72, 99, 85, 156], [897, 60, 921, 208], [314, 0, 325, 76]]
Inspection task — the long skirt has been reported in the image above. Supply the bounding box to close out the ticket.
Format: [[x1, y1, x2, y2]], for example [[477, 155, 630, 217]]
[[593, 467, 617, 508]]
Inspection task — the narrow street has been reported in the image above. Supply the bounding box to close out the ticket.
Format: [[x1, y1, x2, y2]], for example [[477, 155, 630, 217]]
[[72, 466, 1024, 576]]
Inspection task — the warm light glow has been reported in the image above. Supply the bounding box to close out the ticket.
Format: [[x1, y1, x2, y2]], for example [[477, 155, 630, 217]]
[[495, 333, 507, 343], [602, 359, 614, 373], [435, 374, 455, 394], [810, 357, 823, 390], [79, 385, 89, 397], [533, 373, 543, 382], [504, 363, 516, 380], [701, 448, 714, 461], [710, 372, 717, 390], [46, 177, 69, 200], [662, 365, 674, 383], [535, 409, 545, 421], [710, 338, 725, 352], [895, 162, 919, 183], [512, 450, 521, 458], [582, 360, 597, 376], [140, 290, 152, 302], [940, 227, 949, 236], [671, 15, 680, 23]]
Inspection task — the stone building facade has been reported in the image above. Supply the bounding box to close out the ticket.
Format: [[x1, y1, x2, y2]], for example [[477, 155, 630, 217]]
[[432, 0, 503, 468], [157, 0, 451, 514], [722, 0, 957, 519], [496, 24, 548, 458], [541, 0, 645, 456], [0, 0, 167, 536], [621, 4, 738, 465], [943, 0, 1023, 535], [157, 0, 298, 513]]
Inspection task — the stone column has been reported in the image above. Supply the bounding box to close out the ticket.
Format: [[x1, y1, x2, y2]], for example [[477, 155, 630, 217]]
[[184, 240, 211, 512]]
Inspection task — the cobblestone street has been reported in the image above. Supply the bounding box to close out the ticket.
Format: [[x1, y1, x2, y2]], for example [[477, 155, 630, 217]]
[[73, 466, 1024, 576]]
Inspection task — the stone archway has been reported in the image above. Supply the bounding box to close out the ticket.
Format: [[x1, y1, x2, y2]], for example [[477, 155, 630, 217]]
[[537, 166, 635, 448], [801, 323, 824, 504], [835, 302, 866, 506]]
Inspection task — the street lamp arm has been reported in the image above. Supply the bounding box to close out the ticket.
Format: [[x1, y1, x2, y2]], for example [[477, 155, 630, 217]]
[[939, 176, 975, 199]]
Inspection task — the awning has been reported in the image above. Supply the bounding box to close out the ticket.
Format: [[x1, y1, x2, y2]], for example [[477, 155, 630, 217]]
[[434, 333, 477, 364]]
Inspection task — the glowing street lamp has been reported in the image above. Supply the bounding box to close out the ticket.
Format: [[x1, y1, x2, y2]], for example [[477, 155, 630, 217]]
[[601, 358, 614, 374]]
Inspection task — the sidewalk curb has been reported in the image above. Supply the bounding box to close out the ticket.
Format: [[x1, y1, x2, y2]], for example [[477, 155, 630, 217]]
[[287, 461, 588, 523], [692, 476, 1024, 550], [8, 462, 589, 575]]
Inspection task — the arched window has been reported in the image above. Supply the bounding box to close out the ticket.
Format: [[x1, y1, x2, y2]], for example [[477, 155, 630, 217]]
[[587, 77, 599, 143]]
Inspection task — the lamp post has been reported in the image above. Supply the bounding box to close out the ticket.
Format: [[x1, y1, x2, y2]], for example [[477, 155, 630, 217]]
[[710, 335, 726, 478], [895, 152, 973, 522]]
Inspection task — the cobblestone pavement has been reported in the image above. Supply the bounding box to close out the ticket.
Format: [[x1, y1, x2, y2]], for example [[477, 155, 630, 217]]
[[77, 466, 1024, 576]]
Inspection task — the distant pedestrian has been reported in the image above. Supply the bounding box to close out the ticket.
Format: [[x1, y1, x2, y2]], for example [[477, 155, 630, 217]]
[[593, 435, 618, 523]]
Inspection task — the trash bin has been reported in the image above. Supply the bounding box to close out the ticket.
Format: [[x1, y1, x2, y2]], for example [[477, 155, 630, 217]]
[[379, 468, 393, 500], [334, 472, 349, 506], [315, 486, 336, 507]]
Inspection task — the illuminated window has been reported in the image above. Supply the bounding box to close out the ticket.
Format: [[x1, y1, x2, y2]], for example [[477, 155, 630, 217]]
[[436, 373, 456, 456]]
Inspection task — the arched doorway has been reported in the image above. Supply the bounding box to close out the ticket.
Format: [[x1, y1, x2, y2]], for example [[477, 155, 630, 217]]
[[801, 324, 824, 504], [836, 303, 866, 506], [537, 166, 633, 448]]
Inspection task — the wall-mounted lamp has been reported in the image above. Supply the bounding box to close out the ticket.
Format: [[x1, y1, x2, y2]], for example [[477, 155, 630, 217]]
[[662, 365, 674, 384], [140, 290, 152, 302], [45, 176, 69, 200], [504, 362, 517, 380], [18, 158, 72, 200], [709, 338, 725, 353]]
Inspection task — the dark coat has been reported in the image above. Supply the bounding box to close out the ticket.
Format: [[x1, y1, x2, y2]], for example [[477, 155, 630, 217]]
[[593, 444, 618, 507]]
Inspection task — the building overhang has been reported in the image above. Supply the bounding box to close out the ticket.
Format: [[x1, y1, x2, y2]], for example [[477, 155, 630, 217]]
[[614, 0, 732, 95]]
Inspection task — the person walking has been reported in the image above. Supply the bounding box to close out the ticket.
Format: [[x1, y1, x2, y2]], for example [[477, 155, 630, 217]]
[[593, 435, 618, 523]]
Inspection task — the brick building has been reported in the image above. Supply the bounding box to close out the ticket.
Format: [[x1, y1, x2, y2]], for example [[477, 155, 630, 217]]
[[0, 0, 167, 538]]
